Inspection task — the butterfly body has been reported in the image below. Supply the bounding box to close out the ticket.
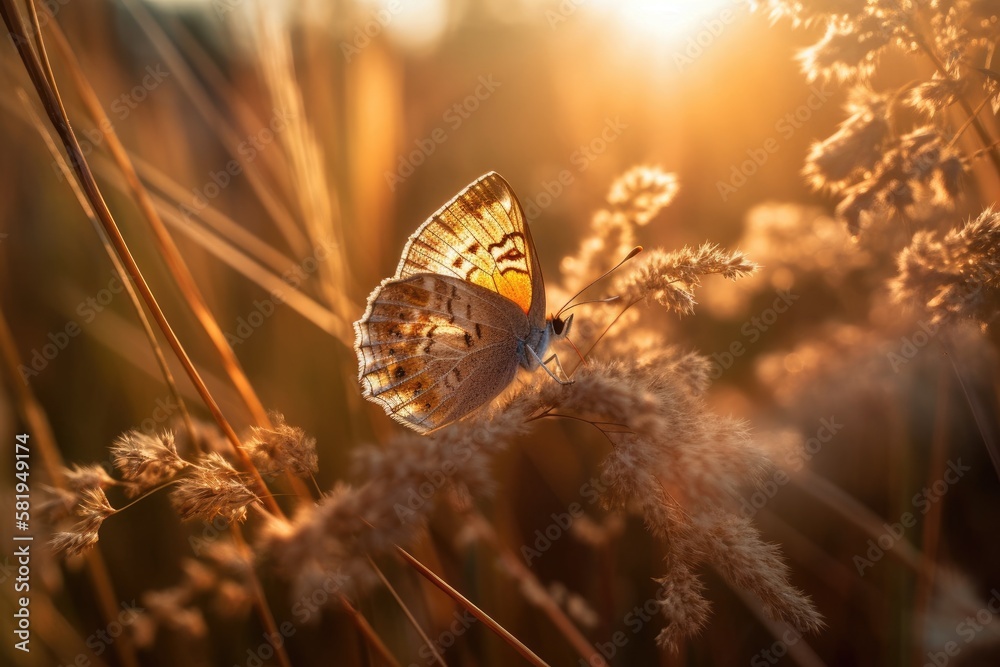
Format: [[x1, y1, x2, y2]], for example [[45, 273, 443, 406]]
[[354, 172, 569, 434]]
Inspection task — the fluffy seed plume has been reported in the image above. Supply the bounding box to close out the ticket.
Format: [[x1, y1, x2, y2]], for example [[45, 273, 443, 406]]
[[169, 453, 257, 523], [260, 407, 532, 601], [607, 165, 680, 226], [513, 355, 822, 648], [112, 430, 188, 497], [244, 413, 318, 478], [891, 206, 1000, 326], [803, 87, 889, 192], [561, 165, 679, 295], [50, 488, 115, 558], [615, 244, 757, 315]]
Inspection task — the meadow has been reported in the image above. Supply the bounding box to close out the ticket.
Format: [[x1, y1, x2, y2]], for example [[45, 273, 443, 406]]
[[1, 1, 999, 666]]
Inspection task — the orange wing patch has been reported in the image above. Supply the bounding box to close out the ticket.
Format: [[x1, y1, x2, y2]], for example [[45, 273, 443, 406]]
[[394, 172, 536, 315]]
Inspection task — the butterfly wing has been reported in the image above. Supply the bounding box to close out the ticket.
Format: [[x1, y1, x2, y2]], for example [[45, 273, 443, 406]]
[[394, 172, 547, 329], [354, 274, 528, 433]]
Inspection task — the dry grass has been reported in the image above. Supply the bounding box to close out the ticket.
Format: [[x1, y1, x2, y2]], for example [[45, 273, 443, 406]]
[[1, 1, 999, 666]]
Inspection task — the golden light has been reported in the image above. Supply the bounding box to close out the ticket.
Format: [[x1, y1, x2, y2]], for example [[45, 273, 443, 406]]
[[592, 0, 744, 47]]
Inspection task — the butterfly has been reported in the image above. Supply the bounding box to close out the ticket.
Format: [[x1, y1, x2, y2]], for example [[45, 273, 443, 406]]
[[353, 172, 572, 434]]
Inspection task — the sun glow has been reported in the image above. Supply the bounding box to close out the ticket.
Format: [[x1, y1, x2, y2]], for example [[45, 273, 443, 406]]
[[593, 0, 743, 47]]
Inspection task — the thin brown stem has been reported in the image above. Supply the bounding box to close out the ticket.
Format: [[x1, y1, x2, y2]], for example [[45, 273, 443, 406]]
[[366, 556, 448, 667], [911, 365, 949, 667], [231, 527, 293, 667], [339, 594, 403, 667], [395, 545, 552, 667], [0, 0, 282, 517], [466, 511, 610, 667], [0, 306, 140, 667]]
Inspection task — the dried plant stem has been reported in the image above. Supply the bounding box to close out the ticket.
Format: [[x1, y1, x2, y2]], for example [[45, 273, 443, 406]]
[[366, 556, 448, 667], [909, 29, 1000, 176], [910, 365, 949, 666], [945, 94, 992, 152], [16, 88, 198, 450], [0, 307, 140, 667], [790, 471, 932, 577], [230, 527, 292, 667], [466, 511, 611, 667], [117, 0, 311, 255], [942, 335, 1000, 479], [395, 545, 552, 667], [42, 16, 272, 431], [0, 0, 281, 516], [338, 594, 403, 667], [731, 588, 827, 667]]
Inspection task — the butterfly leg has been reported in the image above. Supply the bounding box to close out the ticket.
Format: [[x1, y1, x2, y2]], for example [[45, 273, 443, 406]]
[[527, 346, 573, 385]]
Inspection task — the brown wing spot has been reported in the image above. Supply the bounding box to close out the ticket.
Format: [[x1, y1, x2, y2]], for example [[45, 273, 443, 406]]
[[475, 323, 482, 339], [465, 301, 472, 318], [394, 366, 406, 379], [389, 326, 402, 338], [467, 242, 480, 254], [453, 367, 463, 383], [464, 332, 473, 347], [498, 248, 525, 263], [459, 198, 485, 220], [452, 257, 464, 268], [388, 348, 396, 356], [414, 381, 422, 390]]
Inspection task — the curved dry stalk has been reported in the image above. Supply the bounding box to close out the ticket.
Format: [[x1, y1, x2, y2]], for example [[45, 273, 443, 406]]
[[338, 594, 403, 667], [231, 527, 292, 667], [395, 545, 553, 667], [465, 511, 610, 667], [911, 365, 950, 657], [0, 307, 140, 667], [0, 0, 281, 516], [117, 0, 311, 256], [16, 87, 198, 451], [41, 14, 273, 431], [367, 556, 448, 667]]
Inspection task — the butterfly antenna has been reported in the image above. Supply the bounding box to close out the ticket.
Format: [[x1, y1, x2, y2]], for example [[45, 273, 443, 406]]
[[555, 246, 642, 319], [569, 295, 642, 375]]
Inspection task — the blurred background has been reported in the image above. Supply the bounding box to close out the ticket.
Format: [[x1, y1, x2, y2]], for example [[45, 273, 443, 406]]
[[1, 0, 999, 665]]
